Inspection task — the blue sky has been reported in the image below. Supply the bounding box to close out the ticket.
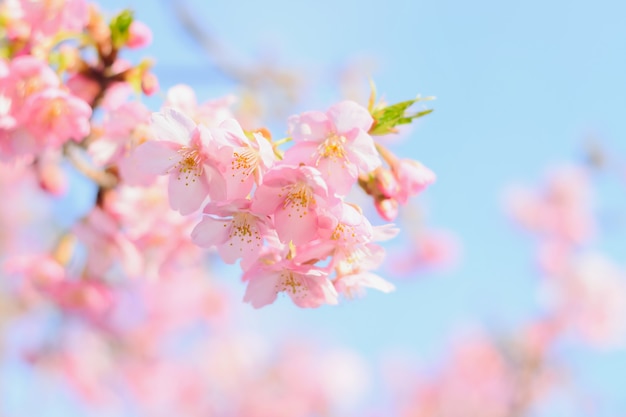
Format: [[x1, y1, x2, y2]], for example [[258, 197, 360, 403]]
[[6, 0, 626, 414]]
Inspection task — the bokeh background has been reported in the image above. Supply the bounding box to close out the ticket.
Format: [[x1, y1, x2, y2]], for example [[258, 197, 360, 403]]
[[3, 0, 626, 415]]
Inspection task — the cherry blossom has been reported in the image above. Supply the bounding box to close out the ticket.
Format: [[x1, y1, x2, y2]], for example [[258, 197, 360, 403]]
[[286, 100, 381, 195]]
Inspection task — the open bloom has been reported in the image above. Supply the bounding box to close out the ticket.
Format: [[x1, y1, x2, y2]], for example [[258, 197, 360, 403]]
[[212, 119, 276, 199], [243, 256, 338, 309], [129, 107, 227, 215], [191, 199, 273, 269], [285, 100, 381, 195], [252, 164, 338, 246]]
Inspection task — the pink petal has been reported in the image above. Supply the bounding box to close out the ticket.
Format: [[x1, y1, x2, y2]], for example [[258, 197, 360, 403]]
[[327, 100, 373, 133], [151, 107, 196, 145], [191, 216, 230, 248], [288, 111, 331, 142], [274, 205, 318, 245], [347, 129, 381, 173], [131, 140, 181, 176], [167, 170, 210, 215], [243, 271, 280, 309]]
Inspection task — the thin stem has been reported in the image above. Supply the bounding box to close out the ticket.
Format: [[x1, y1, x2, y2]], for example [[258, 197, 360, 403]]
[[64, 144, 118, 189]]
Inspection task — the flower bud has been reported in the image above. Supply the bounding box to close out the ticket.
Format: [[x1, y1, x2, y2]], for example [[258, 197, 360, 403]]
[[375, 198, 398, 221], [141, 71, 159, 96], [374, 167, 399, 198], [127, 21, 153, 49]]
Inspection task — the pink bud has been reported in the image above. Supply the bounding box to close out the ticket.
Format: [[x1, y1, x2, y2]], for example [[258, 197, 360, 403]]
[[375, 198, 398, 221], [392, 159, 436, 204], [37, 158, 68, 196], [374, 167, 399, 198], [141, 71, 159, 96], [127, 21, 153, 49]]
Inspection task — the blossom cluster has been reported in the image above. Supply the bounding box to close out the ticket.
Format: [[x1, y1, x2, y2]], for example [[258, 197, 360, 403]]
[[128, 99, 435, 308], [0, 0, 435, 313]]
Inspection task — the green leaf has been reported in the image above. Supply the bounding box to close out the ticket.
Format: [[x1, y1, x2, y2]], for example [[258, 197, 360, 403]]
[[369, 98, 433, 136], [109, 9, 134, 49]]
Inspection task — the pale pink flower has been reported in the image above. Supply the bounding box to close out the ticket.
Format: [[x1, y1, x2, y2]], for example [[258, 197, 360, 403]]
[[286, 100, 381, 195], [334, 271, 395, 298], [73, 207, 143, 279], [2, 55, 59, 112], [505, 166, 594, 245], [129, 107, 227, 215], [212, 118, 276, 199], [89, 101, 151, 167], [252, 164, 338, 245], [20, 88, 91, 149], [17, 0, 89, 37], [389, 229, 459, 276], [191, 199, 273, 269], [551, 253, 626, 348], [243, 258, 338, 308], [6, 255, 114, 322]]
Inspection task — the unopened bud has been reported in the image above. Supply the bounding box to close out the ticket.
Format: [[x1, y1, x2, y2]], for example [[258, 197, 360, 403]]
[[141, 71, 159, 96], [374, 167, 399, 198], [375, 198, 399, 221], [127, 21, 153, 49]]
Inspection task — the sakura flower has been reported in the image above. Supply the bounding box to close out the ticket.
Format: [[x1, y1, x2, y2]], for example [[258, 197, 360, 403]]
[[20, 88, 91, 149], [14, 0, 89, 38], [505, 165, 594, 245], [286, 100, 381, 195], [296, 204, 397, 297], [191, 199, 273, 269], [73, 207, 143, 279], [550, 253, 626, 348], [89, 101, 151, 167], [1, 55, 59, 114], [129, 107, 227, 215], [212, 118, 276, 199], [243, 257, 338, 309], [252, 164, 338, 245]]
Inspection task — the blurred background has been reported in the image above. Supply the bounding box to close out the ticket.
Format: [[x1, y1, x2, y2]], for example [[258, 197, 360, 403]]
[[2, 0, 626, 415]]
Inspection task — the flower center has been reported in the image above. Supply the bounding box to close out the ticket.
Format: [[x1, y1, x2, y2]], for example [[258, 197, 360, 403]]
[[317, 134, 347, 162], [229, 213, 262, 248], [231, 147, 258, 182], [282, 182, 315, 217], [174, 147, 203, 186], [276, 272, 306, 296]]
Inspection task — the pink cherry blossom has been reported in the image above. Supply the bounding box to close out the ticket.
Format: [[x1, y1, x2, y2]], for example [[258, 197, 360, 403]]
[[20, 88, 92, 148], [129, 107, 227, 215], [73, 207, 144, 279], [212, 118, 276, 199], [3, 0, 89, 49], [191, 199, 273, 269], [243, 257, 338, 308], [286, 100, 381, 195], [252, 164, 338, 245]]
